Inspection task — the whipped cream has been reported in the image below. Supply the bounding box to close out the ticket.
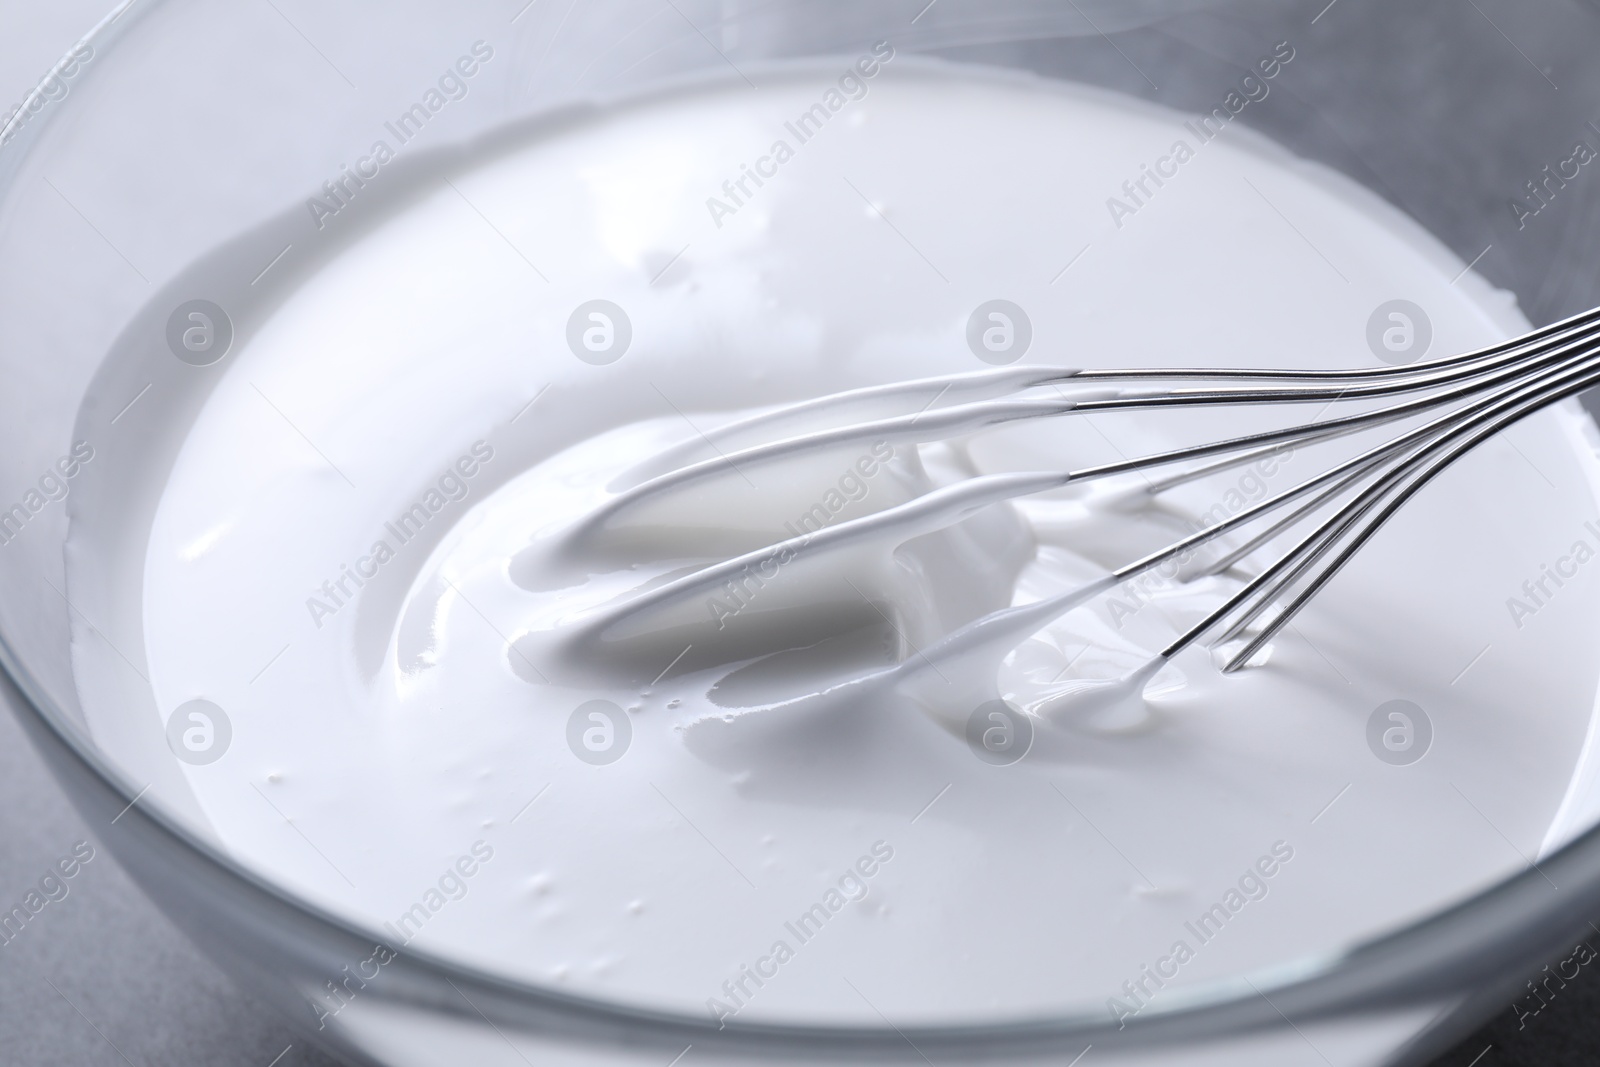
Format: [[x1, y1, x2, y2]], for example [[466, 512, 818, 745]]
[[63, 62, 1600, 1034]]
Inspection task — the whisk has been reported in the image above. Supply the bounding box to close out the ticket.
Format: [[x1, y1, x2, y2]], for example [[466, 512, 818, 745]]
[[555, 305, 1600, 709]]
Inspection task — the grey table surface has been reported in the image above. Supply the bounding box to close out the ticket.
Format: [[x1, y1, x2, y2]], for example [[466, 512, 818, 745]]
[[1, 4, 1597, 1066]]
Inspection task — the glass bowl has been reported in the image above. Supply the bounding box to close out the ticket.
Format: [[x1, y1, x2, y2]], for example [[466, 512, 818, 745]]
[[5, 1, 1600, 1064]]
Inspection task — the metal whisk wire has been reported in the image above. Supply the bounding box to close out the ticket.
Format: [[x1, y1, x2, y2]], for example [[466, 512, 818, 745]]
[[1173, 327, 1600, 670], [569, 304, 1600, 688], [1034, 305, 1600, 673]]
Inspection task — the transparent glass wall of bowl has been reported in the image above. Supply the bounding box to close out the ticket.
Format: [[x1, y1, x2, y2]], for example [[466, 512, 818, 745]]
[[2, 1, 1600, 1065]]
